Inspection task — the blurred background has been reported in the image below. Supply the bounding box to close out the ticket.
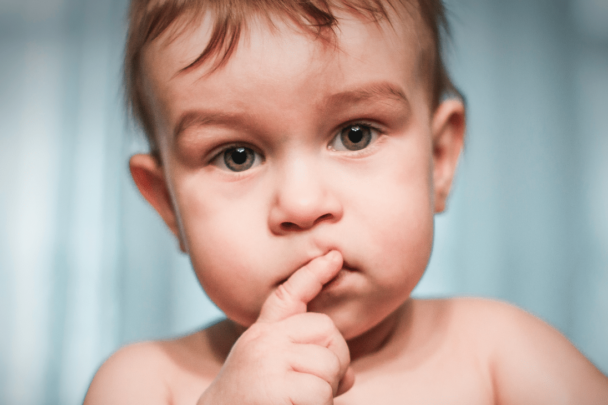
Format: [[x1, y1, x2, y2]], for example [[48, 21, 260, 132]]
[[0, 0, 607, 403]]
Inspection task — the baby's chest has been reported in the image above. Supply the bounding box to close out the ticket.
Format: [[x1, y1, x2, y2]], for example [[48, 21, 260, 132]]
[[335, 356, 495, 405], [168, 362, 494, 405]]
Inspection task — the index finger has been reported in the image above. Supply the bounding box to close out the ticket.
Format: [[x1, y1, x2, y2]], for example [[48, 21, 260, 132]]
[[257, 250, 343, 323]]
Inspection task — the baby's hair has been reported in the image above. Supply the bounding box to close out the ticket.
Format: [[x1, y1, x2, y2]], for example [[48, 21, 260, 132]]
[[125, 0, 458, 160]]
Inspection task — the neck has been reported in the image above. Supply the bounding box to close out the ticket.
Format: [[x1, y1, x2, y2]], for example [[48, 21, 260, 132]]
[[346, 301, 411, 362], [220, 300, 413, 362]]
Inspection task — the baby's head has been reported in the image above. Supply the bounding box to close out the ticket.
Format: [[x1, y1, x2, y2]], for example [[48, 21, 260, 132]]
[[127, 0, 465, 339]]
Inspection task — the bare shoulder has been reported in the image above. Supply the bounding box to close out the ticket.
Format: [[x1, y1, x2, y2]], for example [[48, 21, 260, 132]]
[[84, 321, 229, 405], [83, 340, 175, 405], [430, 297, 608, 404]]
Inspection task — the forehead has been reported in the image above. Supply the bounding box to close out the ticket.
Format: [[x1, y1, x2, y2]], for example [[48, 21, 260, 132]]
[[142, 8, 427, 142]]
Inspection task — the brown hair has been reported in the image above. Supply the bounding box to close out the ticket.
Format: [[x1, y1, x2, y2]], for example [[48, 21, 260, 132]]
[[125, 0, 458, 158]]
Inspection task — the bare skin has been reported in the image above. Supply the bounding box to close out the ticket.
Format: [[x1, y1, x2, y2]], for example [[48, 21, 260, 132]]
[[85, 282, 608, 405], [85, 6, 608, 405]]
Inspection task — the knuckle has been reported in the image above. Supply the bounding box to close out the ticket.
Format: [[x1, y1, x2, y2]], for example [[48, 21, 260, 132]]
[[316, 379, 334, 400], [272, 283, 307, 316], [274, 283, 291, 303], [304, 376, 333, 401], [327, 353, 342, 377], [313, 313, 337, 333], [241, 323, 273, 349], [325, 353, 342, 382], [244, 322, 265, 340], [271, 285, 300, 315]]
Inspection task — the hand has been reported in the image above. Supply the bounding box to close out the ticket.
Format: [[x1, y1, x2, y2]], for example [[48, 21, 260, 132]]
[[197, 251, 355, 405]]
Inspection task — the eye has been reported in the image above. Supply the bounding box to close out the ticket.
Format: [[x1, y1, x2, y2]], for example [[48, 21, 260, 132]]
[[212, 146, 262, 172], [330, 124, 379, 152]]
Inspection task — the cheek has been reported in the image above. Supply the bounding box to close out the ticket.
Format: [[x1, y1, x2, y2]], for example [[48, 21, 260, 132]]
[[355, 143, 435, 286], [174, 176, 273, 326], [365, 189, 433, 285]]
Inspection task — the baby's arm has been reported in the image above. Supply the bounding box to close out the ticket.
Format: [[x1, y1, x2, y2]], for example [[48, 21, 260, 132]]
[[84, 251, 353, 405], [486, 301, 608, 404]]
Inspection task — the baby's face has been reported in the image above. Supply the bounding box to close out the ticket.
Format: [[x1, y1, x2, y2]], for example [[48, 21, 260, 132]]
[[137, 11, 463, 339]]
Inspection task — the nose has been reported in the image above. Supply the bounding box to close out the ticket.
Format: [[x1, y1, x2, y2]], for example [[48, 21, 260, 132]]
[[268, 159, 343, 235]]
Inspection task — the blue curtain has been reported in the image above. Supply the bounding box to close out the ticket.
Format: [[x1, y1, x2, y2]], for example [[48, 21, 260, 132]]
[[0, 0, 606, 403]]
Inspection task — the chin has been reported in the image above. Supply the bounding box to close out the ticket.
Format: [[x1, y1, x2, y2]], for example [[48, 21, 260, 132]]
[[312, 300, 388, 340]]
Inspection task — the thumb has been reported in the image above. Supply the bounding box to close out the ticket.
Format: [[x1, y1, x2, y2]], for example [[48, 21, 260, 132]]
[[257, 250, 343, 323]]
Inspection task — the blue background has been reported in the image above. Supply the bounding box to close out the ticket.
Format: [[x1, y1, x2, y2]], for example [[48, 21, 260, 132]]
[[0, 0, 607, 403]]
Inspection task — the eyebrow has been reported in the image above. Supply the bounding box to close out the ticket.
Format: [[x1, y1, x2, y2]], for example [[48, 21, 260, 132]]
[[174, 81, 409, 139], [174, 110, 252, 140], [322, 82, 409, 110]]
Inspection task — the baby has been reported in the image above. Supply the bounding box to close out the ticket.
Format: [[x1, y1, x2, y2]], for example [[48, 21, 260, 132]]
[[85, 0, 608, 404]]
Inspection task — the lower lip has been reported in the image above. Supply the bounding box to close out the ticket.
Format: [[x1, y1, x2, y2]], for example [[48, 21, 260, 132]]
[[322, 267, 355, 292]]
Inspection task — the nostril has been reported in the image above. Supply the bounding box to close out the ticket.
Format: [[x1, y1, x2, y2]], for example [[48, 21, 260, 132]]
[[313, 213, 333, 226], [280, 222, 300, 231], [279, 213, 334, 232]]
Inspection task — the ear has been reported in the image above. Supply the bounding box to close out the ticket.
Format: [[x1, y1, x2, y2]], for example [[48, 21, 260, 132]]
[[431, 99, 466, 213], [129, 154, 186, 252]]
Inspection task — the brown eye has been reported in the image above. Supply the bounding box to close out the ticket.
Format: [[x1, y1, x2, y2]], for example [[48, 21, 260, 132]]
[[332, 124, 376, 151], [223, 147, 256, 172]]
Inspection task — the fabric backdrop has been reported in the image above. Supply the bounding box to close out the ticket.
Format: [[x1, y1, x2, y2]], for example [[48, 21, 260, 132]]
[[0, 0, 607, 403]]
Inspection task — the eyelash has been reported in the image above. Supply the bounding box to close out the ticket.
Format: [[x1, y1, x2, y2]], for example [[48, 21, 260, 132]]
[[328, 121, 383, 153], [207, 120, 383, 172], [208, 143, 264, 172]]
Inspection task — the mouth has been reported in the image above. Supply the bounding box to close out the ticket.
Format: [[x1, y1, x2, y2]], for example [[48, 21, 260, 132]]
[[321, 263, 357, 292], [274, 257, 357, 290]]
